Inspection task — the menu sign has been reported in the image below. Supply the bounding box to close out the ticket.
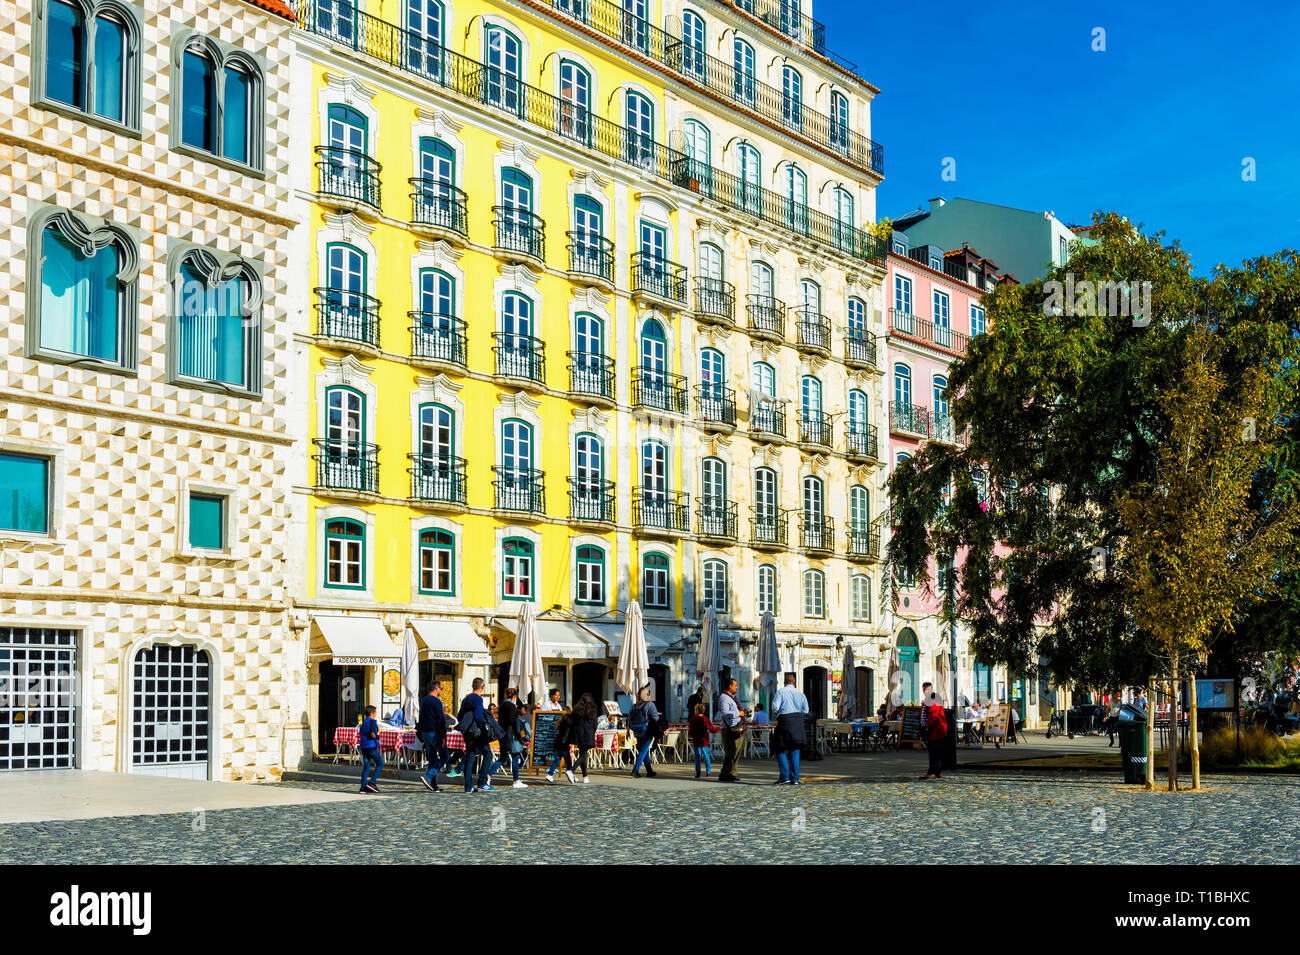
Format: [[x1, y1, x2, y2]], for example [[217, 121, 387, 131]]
[[898, 705, 923, 744], [983, 703, 1011, 741], [528, 710, 565, 774]]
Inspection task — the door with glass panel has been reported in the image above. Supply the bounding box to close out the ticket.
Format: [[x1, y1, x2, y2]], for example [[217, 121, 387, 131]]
[[681, 10, 706, 79], [785, 163, 808, 233], [325, 387, 365, 489], [640, 440, 668, 525], [324, 244, 365, 341], [800, 374, 822, 443], [640, 319, 667, 405], [737, 143, 761, 214], [700, 458, 727, 536], [572, 195, 604, 276], [501, 292, 534, 379], [683, 120, 711, 195], [752, 361, 778, 434], [573, 312, 605, 396], [699, 347, 726, 422], [754, 467, 778, 544], [406, 0, 443, 76], [416, 403, 456, 499], [416, 269, 455, 362], [485, 26, 521, 114], [131, 645, 212, 779], [848, 388, 868, 439], [574, 433, 604, 521], [733, 39, 756, 106], [500, 420, 533, 509], [500, 169, 533, 253], [326, 105, 367, 201], [416, 138, 456, 229], [622, 0, 648, 50], [803, 476, 825, 547], [697, 243, 726, 318], [639, 222, 667, 297], [558, 60, 590, 143], [625, 92, 654, 168], [933, 289, 952, 346]]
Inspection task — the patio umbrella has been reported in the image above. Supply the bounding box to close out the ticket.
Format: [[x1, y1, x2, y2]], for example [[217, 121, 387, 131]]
[[887, 646, 902, 708], [837, 643, 856, 720], [616, 600, 650, 695], [754, 611, 780, 704], [508, 601, 547, 707], [400, 626, 419, 726], [935, 650, 952, 707], [697, 605, 721, 707]]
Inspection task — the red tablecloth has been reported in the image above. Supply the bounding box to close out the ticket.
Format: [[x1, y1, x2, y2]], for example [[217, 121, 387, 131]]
[[334, 727, 465, 753]]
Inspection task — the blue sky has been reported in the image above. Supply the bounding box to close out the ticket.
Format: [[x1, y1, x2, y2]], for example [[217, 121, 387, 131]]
[[817, 0, 1300, 274]]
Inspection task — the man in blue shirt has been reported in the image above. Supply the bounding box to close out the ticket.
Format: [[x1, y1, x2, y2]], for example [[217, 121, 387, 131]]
[[417, 682, 447, 792], [457, 678, 493, 793], [717, 679, 745, 782], [770, 674, 809, 785], [357, 705, 383, 794]]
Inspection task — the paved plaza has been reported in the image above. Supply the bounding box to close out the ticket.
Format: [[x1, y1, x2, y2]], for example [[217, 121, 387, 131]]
[[1, 753, 1294, 864]]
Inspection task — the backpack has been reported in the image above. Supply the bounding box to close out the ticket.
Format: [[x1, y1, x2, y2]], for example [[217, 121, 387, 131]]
[[457, 707, 481, 746], [482, 711, 504, 743], [629, 703, 650, 735]]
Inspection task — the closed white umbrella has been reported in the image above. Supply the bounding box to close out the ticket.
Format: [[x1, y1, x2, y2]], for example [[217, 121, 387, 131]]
[[401, 627, 420, 726], [508, 602, 547, 706], [838, 643, 856, 720], [935, 652, 951, 707], [697, 605, 722, 706], [887, 646, 902, 708], [755, 611, 780, 703], [616, 600, 650, 695]]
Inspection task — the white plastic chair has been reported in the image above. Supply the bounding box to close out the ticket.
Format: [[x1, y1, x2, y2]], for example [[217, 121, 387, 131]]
[[749, 728, 771, 758], [659, 730, 682, 762]]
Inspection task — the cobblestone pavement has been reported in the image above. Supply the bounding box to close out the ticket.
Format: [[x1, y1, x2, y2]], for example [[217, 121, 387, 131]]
[[2, 770, 1294, 864]]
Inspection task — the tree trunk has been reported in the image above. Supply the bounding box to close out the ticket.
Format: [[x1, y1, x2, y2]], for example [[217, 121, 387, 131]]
[[1189, 675, 1201, 789], [1144, 677, 1155, 790], [1167, 660, 1179, 792]]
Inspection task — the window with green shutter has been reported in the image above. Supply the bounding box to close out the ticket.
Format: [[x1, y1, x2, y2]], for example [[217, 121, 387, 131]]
[[188, 493, 224, 550], [0, 452, 50, 534]]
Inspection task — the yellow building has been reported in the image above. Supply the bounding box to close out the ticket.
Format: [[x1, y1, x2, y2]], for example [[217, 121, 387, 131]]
[[285, 0, 888, 759]]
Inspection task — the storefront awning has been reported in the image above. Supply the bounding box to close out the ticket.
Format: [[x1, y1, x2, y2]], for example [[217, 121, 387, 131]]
[[582, 622, 678, 659], [495, 618, 609, 660], [407, 619, 490, 665], [309, 614, 399, 665]]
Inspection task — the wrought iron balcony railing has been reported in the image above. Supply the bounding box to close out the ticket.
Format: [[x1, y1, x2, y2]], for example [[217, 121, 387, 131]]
[[846, 523, 881, 560], [492, 466, 546, 514], [492, 332, 545, 384], [889, 401, 930, 437], [315, 145, 381, 209], [567, 232, 615, 284], [794, 308, 831, 353], [313, 439, 379, 493], [798, 411, 832, 449], [633, 487, 691, 533], [631, 252, 688, 304], [315, 288, 380, 346], [750, 400, 786, 439], [407, 454, 467, 505], [750, 511, 788, 548], [800, 515, 834, 553], [409, 179, 467, 236], [845, 330, 878, 368], [632, 367, 688, 414], [409, 312, 466, 367], [915, 318, 971, 355], [567, 351, 615, 401], [568, 477, 615, 523], [845, 423, 879, 460], [746, 294, 786, 339], [694, 277, 735, 324], [493, 207, 545, 260], [696, 497, 738, 540], [889, 308, 917, 336], [696, 384, 736, 428]]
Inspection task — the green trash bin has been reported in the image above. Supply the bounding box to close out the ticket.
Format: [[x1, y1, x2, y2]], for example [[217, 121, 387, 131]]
[[1118, 721, 1147, 783]]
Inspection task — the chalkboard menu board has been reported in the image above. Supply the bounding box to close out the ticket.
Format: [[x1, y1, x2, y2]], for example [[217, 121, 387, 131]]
[[528, 710, 565, 774], [898, 706, 923, 744]]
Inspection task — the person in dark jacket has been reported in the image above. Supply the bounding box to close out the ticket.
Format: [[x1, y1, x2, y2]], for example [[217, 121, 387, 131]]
[[417, 682, 447, 792], [630, 686, 660, 779], [568, 693, 598, 784], [357, 705, 383, 793], [546, 709, 575, 783], [498, 687, 528, 788], [457, 678, 494, 794]]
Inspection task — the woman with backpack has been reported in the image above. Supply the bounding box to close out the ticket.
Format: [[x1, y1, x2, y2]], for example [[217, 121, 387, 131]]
[[545, 708, 576, 784], [568, 693, 598, 784], [629, 686, 660, 779]]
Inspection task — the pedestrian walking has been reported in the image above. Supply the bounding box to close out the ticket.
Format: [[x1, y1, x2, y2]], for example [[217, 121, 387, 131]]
[[357, 705, 383, 794], [1106, 697, 1121, 746], [770, 673, 809, 785], [921, 693, 948, 779], [417, 682, 446, 792], [569, 693, 598, 784], [499, 687, 528, 789], [629, 686, 660, 778], [545, 708, 575, 783], [457, 678, 494, 794], [687, 702, 719, 779], [717, 678, 747, 782]]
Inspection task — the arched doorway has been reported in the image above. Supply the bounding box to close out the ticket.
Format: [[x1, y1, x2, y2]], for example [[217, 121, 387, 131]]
[[572, 661, 605, 706], [132, 644, 212, 779], [896, 628, 920, 705], [803, 665, 828, 719]]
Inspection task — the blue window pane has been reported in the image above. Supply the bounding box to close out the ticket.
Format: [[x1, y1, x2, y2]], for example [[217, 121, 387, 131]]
[[47, 0, 84, 108], [178, 263, 245, 385], [223, 67, 249, 163], [189, 493, 224, 549], [92, 15, 124, 121], [0, 453, 49, 534], [182, 50, 215, 150], [41, 225, 119, 361]]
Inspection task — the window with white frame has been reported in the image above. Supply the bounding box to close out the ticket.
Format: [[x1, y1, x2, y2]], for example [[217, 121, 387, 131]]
[[643, 552, 669, 609], [702, 558, 728, 613], [576, 544, 605, 605], [803, 568, 825, 618], [851, 574, 871, 621], [757, 563, 776, 616]]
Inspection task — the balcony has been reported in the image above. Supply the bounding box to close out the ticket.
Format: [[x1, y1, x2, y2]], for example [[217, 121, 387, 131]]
[[693, 277, 735, 328], [749, 400, 786, 442], [633, 488, 691, 536], [845, 330, 878, 370], [889, 308, 917, 336], [492, 466, 546, 516], [631, 252, 687, 307], [916, 319, 971, 355], [797, 411, 832, 451], [845, 424, 879, 462], [889, 401, 930, 437], [492, 332, 546, 388], [566, 233, 615, 289], [409, 312, 466, 371], [407, 454, 467, 508], [696, 384, 736, 432], [567, 352, 615, 405], [568, 478, 615, 526], [696, 497, 738, 542], [746, 294, 786, 342], [794, 308, 831, 355], [632, 368, 688, 415], [408, 179, 468, 243], [315, 288, 380, 351], [313, 440, 379, 495], [846, 524, 881, 562], [800, 515, 835, 555], [315, 145, 381, 214], [492, 207, 545, 265], [932, 412, 967, 446], [750, 511, 788, 551]]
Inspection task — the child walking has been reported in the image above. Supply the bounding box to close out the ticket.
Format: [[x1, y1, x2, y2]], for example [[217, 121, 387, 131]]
[[688, 702, 720, 779]]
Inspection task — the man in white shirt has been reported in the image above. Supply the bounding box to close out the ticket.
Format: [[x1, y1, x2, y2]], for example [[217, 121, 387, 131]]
[[770, 674, 809, 785]]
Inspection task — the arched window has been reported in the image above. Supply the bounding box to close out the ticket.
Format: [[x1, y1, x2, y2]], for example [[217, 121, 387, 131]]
[[325, 518, 365, 590], [558, 59, 591, 142], [640, 317, 667, 379], [683, 119, 711, 189], [640, 440, 668, 496], [180, 36, 261, 166], [573, 194, 603, 238], [499, 291, 535, 377], [800, 374, 822, 416], [698, 241, 724, 283], [417, 402, 454, 463], [174, 249, 256, 390], [623, 0, 649, 50], [501, 167, 533, 212], [785, 163, 808, 232], [700, 346, 725, 393], [418, 268, 454, 322], [416, 137, 456, 212], [681, 10, 706, 78], [757, 563, 777, 616], [732, 38, 755, 105], [799, 278, 821, 313], [642, 552, 669, 608], [847, 296, 867, 341], [43, 0, 140, 128], [502, 537, 534, 599], [803, 568, 825, 618], [933, 375, 949, 416], [501, 418, 533, 475], [575, 432, 604, 485], [830, 91, 850, 152], [701, 456, 727, 508], [754, 466, 778, 519], [322, 242, 366, 344], [484, 25, 522, 113], [625, 91, 654, 167], [894, 363, 912, 407], [418, 528, 455, 595], [750, 260, 773, 300], [737, 141, 761, 212], [848, 388, 869, 431], [781, 65, 802, 128], [576, 544, 605, 605], [702, 558, 729, 612], [802, 475, 824, 521], [850, 484, 870, 529], [325, 386, 365, 450], [833, 187, 854, 249], [751, 360, 775, 397], [405, 0, 444, 76], [851, 574, 871, 621]]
